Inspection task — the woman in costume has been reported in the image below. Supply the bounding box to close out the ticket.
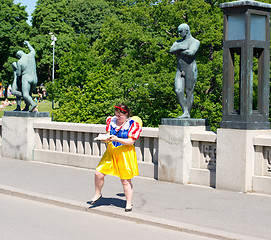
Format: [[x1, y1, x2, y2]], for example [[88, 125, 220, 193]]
[[90, 103, 142, 212]]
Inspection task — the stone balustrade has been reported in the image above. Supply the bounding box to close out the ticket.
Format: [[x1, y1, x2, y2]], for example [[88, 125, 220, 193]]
[[1, 115, 271, 195], [190, 131, 217, 187], [253, 135, 271, 195], [33, 121, 159, 179]]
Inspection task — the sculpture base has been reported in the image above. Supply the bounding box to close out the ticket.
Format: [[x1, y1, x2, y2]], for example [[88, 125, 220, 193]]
[[4, 111, 49, 118], [2, 112, 51, 160], [158, 122, 207, 183], [161, 118, 208, 127]]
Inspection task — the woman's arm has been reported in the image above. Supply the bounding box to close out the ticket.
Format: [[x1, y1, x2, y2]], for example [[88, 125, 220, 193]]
[[109, 135, 135, 145]]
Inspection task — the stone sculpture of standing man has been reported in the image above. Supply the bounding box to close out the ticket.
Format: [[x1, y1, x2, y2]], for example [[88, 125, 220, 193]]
[[11, 61, 22, 111], [170, 23, 200, 118], [12, 40, 38, 112]]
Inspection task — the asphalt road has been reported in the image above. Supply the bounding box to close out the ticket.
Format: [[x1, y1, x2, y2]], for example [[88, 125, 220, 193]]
[[0, 194, 217, 240]]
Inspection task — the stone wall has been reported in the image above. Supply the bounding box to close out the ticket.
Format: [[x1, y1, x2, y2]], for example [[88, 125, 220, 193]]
[[1, 115, 271, 195]]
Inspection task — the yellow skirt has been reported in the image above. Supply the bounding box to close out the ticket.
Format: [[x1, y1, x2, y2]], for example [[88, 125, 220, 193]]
[[96, 142, 139, 179]]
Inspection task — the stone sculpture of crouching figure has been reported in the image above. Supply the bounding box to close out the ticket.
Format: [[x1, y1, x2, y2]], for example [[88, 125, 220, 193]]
[[12, 40, 38, 112]]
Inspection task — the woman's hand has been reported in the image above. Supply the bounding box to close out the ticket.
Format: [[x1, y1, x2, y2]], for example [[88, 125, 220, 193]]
[[108, 135, 119, 142]]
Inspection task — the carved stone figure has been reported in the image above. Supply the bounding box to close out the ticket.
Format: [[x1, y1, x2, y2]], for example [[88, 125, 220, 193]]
[[11, 62, 22, 111], [170, 23, 200, 118], [12, 41, 38, 112]]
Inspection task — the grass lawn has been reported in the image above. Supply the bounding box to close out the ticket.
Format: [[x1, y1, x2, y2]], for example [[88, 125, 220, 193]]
[[0, 95, 55, 118]]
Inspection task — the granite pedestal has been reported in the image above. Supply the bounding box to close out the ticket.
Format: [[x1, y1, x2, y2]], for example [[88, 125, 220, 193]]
[[216, 128, 271, 192], [2, 112, 51, 161], [158, 118, 207, 183]]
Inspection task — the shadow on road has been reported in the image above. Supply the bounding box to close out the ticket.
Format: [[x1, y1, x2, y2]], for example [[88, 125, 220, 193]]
[[87, 193, 126, 209]]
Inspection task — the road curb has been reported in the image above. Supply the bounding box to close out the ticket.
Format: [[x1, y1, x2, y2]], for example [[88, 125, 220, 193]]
[[0, 185, 265, 240]]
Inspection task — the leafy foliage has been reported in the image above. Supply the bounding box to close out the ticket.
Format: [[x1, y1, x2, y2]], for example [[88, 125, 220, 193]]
[[30, 0, 76, 84], [0, 0, 29, 88], [6, 0, 271, 132], [65, 0, 115, 44], [47, 0, 225, 131], [52, 64, 118, 124]]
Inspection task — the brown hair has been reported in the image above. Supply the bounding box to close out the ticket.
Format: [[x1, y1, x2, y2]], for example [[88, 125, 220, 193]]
[[114, 103, 132, 117]]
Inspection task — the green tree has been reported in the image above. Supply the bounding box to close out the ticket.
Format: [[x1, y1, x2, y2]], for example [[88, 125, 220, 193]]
[[91, 0, 224, 130], [52, 64, 119, 124], [47, 35, 94, 101], [66, 0, 115, 44], [0, 0, 29, 94], [30, 0, 75, 85], [49, 0, 224, 131]]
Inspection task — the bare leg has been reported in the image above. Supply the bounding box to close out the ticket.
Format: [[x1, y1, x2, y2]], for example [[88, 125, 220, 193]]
[[29, 83, 37, 112], [22, 81, 37, 112], [175, 89, 189, 118], [175, 72, 190, 118], [11, 74, 22, 111], [186, 90, 194, 115], [14, 96, 21, 111], [91, 170, 105, 201], [121, 179, 133, 209], [184, 74, 197, 117], [11, 87, 22, 98]]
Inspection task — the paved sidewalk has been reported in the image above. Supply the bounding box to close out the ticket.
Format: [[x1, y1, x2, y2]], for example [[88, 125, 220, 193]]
[[0, 157, 270, 240]]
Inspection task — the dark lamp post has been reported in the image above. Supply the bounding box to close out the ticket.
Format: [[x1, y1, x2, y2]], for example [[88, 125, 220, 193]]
[[220, 0, 271, 129]]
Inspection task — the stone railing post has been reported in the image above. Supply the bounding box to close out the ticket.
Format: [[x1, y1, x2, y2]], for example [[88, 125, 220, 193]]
[[158, 118, 207, 184], [2, 112, 51, 160]]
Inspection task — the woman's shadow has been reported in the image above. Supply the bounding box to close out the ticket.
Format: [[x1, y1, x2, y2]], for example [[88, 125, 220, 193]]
[[87, 193, 126, 209]]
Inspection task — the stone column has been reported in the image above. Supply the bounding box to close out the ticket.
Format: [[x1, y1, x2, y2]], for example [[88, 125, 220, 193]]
[[216, 128, 271, 192], [158, 118, 207, 183], [217, 0, 271, 193], [2, 111, 51, 161]]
